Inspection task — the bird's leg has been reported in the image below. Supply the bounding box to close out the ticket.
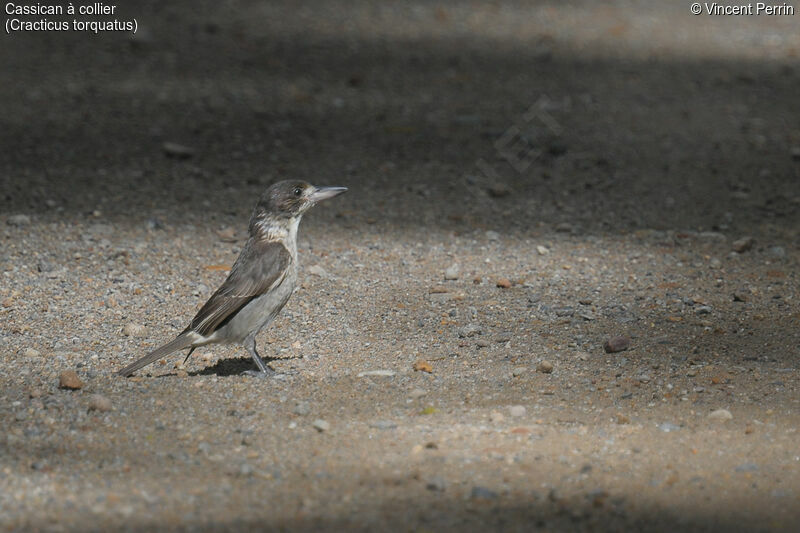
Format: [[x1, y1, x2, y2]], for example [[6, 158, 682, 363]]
[[182, 346, 196, 366], [242, 335, 275, 377]]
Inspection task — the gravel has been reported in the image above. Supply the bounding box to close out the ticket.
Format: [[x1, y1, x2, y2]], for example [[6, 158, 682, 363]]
[[1, 2, 799, 532]]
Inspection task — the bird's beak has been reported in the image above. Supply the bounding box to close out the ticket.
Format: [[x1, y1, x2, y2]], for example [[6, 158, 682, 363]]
[[310, 186, 348, 203]]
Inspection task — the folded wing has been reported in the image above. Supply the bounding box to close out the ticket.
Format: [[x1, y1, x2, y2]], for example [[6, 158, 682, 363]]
[[189, 239, 292, 337]]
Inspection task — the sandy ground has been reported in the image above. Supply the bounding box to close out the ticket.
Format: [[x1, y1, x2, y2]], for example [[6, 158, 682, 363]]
[[1, 1, 799, 531]]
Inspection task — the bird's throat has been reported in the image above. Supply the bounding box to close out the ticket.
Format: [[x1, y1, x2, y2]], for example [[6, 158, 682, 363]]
[[254, 215, 300, 251]]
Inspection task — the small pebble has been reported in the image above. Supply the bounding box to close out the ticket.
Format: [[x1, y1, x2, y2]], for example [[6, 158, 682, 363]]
[[369, 420, 397, 430], [426, 477, 447, 492], [216, 227, 238, 242], [603, 336, 631, 353], [444, 265, 459, 280], [471, 486, 498, 500], [7, 214, 31, 227], [699, 231, 726, 241], [485, 230, 500, 241], [536, 245, 549, 255], [88, 394, 112, 412], [356, 370, 396, 377], [732, 291, 749, 302], [59, 371, 84, 390], [767, 246, 786, 258], [537, 361, 554, 374], [475, 339, 490, 348], [496, 278, 512, 289], [555, 222, 573, 233], [509, 405, 526, 417], [146, 218, 164, 231], [312, 419, 330, 432], [458, 324, 483, 338], [24, 347, 41, 359], [294, 401, 311, 416], [306, 263, 330, 278], [487, 183, 510, 198], [658, 422, 681, 433], [495, 332, 513, 343], [708, 409, 733, 422], [695, 305, 712, 315], [28, 388, 43, 399], [489, 411, 505, 423], [732, 236, 754, 253], [512, 367, 527, 377], [122, 323, 146, 337], [162, 141, 195, 159], [409, 388, 427, 399], [413, 360, 433, 373]]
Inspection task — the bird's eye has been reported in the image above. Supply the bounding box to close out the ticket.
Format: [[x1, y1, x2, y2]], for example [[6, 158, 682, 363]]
[[293, 187, 302, 197]]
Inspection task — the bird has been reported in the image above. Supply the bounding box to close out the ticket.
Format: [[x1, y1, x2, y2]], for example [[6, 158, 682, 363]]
[[117, 180, 347, 378]]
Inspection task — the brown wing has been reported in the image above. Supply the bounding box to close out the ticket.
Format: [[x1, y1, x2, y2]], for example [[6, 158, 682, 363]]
[[188, 239, 292, 337]]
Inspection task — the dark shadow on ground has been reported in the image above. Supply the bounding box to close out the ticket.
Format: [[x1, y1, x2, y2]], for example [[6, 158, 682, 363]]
[[1, 2, 798, 239], [192, 356, 261, 377], [192, 355, 303, 377]]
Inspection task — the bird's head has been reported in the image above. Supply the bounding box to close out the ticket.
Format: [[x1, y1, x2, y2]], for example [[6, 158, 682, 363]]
[[261, 180, 348, 217], [251, 180, 347, 236]]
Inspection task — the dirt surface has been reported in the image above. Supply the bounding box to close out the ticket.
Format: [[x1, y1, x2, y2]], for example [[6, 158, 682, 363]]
[[2, 1, 800, 531]]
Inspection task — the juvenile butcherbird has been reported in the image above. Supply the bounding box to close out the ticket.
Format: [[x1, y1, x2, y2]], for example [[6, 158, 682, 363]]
[[117, 180, 347, 377]]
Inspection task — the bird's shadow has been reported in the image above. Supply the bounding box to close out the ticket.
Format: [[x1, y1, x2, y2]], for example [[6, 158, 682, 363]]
[[189, 355, 301, 377], [190, 357, 256, 377]]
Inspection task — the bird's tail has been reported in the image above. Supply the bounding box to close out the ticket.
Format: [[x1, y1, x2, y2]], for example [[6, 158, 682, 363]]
[[117, 334, 194, 377]]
